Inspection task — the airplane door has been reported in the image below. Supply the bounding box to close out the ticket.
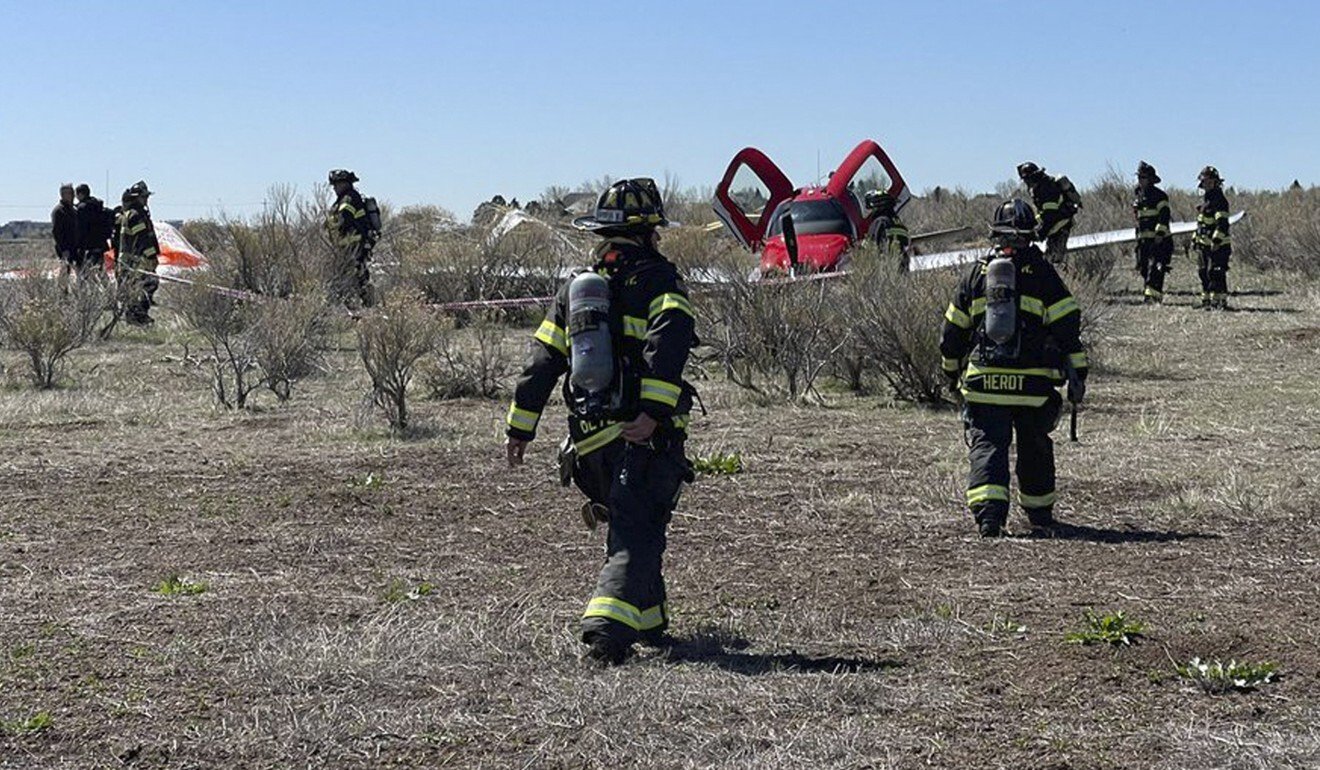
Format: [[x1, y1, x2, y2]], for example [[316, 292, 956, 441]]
[[712, 147, 795, 251], [825, 140, 910, 234]]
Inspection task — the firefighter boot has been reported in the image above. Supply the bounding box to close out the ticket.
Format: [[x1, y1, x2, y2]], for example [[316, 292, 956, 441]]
[[1025, 507, 1057, 529], [584, 632, 631, 667], [974, 505, 1007, 538]]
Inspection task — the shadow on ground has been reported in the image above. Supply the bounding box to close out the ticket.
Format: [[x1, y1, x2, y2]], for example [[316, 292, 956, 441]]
[[650, 630, 903, 675], [1021, 523, 1221, 544]]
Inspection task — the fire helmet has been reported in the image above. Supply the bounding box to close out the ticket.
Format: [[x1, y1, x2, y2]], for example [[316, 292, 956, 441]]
[[572, 178, 668, 234]]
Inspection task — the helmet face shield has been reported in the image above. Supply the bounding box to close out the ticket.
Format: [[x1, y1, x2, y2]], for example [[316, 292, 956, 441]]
[[989, 198, 1037, 242]]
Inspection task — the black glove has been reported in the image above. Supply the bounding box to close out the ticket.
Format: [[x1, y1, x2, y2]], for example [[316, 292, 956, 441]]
[[1068, 370, 1087, 405]]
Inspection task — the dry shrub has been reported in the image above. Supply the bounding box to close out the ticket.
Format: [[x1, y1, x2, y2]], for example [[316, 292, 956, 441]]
[[0, 275, 105, 388], [251, 297, 337, 401], [423, 310, 514, 400], [357, 294, 443, 434], [174, 282, 262, 409], [696, 252, 846, 402], [404, 225, 575, 309], [660, 224, 740, 280], [174, 280, 334, 408], [836, 246, 959, 405]]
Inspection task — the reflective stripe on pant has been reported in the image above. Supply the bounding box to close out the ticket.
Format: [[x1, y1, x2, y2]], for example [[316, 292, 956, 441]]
[[574, 439, 688, 644], [965, 394, 1060, 523]]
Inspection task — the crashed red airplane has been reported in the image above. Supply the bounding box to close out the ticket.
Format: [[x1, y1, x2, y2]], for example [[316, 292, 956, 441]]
[[712, 139, 1244, 276]]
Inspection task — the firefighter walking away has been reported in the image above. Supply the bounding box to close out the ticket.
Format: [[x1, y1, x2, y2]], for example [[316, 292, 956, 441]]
[[1017, 162, 1082, 264], [326, 169, 381, 307], [1194, 166, 1233, 310], [1133, 162, 1173, 303], [940, 199, 1089, 537], [504, 178, 697, 666]]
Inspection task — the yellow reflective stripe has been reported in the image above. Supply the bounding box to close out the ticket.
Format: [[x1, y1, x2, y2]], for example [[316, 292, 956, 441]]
[[944, 303, 971, 329], [623, 315, 647, 339], [1068, 351, 1089, 369], [126, 223, 146, 235], [1019, 490, 1057, 507], [1215, 211, 1229, 220], [941, 356, 962, 373], [1044, 296, 1079, 324], [1046, 217, 1071, 236], [1144, 286, 1163, 298], [583, 597, 666, 631], [970, 297, 986, 316], [639, 378, 681, 407], [1157, 200, 1170, 210], [1019, 295, 1045, 317], [533, 319, 568, 355], [506, 404, 539, 433], [339, 202, 365, 218], [967, 484, 1010, 505], [1154, 225, 1170, 235], [961, 390, 1048, 407], [576, 424, 622, 456], [142, 247, 158, 257], [648, 292, 693, 319], [965, 364, 1062, 379], [671, 415, 690, 430], [1040, 201, 1061, 212]]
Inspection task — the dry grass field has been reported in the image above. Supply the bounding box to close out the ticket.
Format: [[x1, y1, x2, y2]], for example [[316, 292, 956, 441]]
[[0, 251, 1318, 768]]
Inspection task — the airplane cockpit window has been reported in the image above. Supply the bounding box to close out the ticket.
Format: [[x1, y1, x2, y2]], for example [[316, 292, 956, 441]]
[[728, 163, 772, 222], [767, 199, 853, 237], [852, 156, 894, 206]]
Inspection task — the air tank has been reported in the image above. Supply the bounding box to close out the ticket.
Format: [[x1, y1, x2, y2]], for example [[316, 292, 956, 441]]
[[984, 256, 1018, 345], [567, 271, 614, 401]]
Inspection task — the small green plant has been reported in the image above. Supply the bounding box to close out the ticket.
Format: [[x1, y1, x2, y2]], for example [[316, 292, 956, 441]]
[[986, 614, 1027, 635], [2, 711, 52, 735], [154, 574, 208, 597], [1175, 658, 1278, 693], [347, 471, 387, 490], [384, 578, 436, 603], [1065, 609, 1145, 646], [692, 450, 743, 476]]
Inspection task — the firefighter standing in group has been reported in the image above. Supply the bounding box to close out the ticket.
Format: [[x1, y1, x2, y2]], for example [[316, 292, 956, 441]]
[[115, 181, 160, 326], [326, 169, 380, 307], [504, 178, 697, 666], [1133, 162, 1173, 304], [74, 183, 114, 277], [1194, 166, 1233, 310], [1017, 162, 1081, 264], [940, 199, 1089, 537], [51, 183, 78, 279], [864, 190, 912, 270]]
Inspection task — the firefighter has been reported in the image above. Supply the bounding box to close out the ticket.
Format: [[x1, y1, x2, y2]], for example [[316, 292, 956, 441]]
[[115, 181, 160, 325], [504, 178, 696, 666], [51, 183, 78, 278], [1017, 162, 1081, 264], [74, 183, 113, 277], [940, 199, 1088, 537], [864, 190, 912, 270], [1193, 166, 1232, 309], [326, 169, 379, 307], [1133, 162, 1173, 303]]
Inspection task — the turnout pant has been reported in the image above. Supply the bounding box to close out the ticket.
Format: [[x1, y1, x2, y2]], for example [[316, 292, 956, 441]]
[[116, 257, 158, 322], [1137, 239, 1173, 301], [1196, 246, 1230, 306], [965, 394, 1061, 526], [573, 438, 688, 645], [1044, 228, 1071, 264]]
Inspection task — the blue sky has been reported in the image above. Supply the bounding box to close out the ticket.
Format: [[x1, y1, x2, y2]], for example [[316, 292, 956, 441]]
[[2, 1, 1315, 222]]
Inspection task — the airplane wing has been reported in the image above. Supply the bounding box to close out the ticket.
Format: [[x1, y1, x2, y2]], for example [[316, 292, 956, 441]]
[[910, 211, 1247, 272]]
